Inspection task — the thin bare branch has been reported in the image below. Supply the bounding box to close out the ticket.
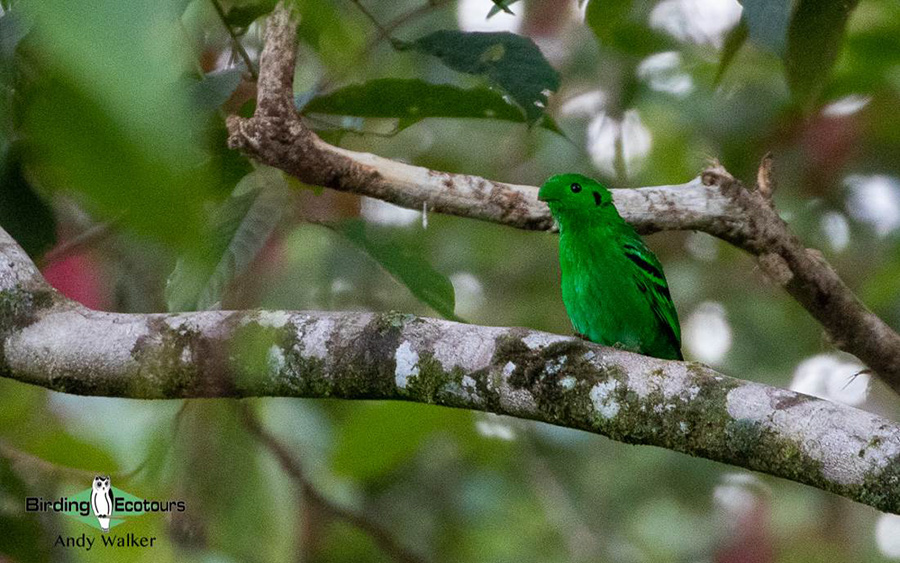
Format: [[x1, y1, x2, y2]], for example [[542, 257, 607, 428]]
[[39, 221, 116, 268], [209, 0, 259, 81]]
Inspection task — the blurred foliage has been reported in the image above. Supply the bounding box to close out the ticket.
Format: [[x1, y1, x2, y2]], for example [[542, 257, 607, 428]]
[[785, 0, 861, 108], [585, 0, 675, 57], [18, 0, 218, 250], [167, 165, 290, 311], [2, 0, 900, 561], [328, 220, 461, 321]]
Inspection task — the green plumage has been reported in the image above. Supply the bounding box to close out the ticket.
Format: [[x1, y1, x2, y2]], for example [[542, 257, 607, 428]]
[[538, 173, 683, 360]]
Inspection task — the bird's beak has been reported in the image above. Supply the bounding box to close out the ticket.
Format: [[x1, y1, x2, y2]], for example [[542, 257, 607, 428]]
[[537, 192, 555, 203]]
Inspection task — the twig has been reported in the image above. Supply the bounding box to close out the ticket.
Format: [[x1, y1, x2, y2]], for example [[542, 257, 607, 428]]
[[317, 0, 453, 94], [366, 0, 453, 51], [209, 0, 259, 81], [236, 403, 428, 563]]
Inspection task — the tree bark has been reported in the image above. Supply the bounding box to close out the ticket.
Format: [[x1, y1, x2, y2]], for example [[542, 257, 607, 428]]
[[0, 226, 898, 514]]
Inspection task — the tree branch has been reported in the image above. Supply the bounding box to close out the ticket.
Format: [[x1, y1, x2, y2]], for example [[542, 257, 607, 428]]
[[0, 226, 898, 514], [226, 2, 900, 396]]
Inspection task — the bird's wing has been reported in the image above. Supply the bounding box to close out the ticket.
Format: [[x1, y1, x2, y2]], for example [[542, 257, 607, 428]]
[[622, 239, 682, 356]]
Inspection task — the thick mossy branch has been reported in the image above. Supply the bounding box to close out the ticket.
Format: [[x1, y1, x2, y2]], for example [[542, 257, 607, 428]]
[[226, 2, 900, 396], [0, 227, 898, 514]]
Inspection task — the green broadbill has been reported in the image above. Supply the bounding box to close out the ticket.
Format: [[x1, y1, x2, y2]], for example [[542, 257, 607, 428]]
[[538, 173, 683, 360]]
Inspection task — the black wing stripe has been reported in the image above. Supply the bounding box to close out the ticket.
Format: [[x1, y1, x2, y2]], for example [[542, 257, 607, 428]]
[[637, 280, 683, 360], [624, 249, 666, 285], [652, 300, 682, 356]]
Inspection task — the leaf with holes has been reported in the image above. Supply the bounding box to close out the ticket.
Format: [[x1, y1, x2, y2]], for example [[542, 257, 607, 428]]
[[329, 220, 460, 321], [400, 30, 560, 123], [304, 78, 565, 133], [166, 166, 290, 312]]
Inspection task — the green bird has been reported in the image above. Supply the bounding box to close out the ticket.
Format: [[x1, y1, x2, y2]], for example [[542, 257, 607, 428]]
[[538, 173, 683, 360]]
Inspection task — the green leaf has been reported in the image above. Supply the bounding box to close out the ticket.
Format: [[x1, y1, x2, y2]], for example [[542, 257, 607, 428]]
[[785, 0, 860, 108], [330, 403, 504, 481], [188, 67, 244, 110], [400, 30, 560, 123], [166, 166, 290, 312], [306, 78, 537, 128], [715, 20, 748, 84], [833, 26, 900, 95], [488, 0, 520, 17], [584, 0, 675, 56], [329, 220, 460, 321], [740, 0, 793, 55]]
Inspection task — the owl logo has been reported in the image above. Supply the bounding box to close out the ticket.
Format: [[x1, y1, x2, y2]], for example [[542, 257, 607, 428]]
[[90, 475, 114, 532]]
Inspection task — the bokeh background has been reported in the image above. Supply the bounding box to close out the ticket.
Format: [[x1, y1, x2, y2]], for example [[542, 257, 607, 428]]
[[2, 0, 900, 560]]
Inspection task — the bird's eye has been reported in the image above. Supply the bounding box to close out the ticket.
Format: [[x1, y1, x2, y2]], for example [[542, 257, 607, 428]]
[[570, 183, 582, 193]]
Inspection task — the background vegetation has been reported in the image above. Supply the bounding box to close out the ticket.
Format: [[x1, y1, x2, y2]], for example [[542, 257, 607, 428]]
[[2, 0, 900, 560]]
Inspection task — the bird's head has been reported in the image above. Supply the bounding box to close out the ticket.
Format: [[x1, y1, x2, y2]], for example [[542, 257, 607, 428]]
[[538, 173, 614, 214]]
